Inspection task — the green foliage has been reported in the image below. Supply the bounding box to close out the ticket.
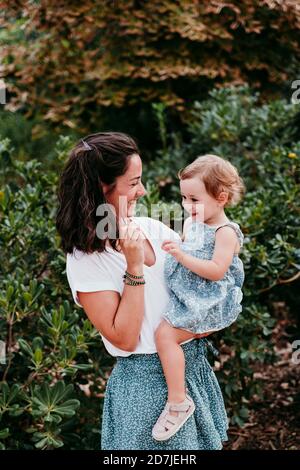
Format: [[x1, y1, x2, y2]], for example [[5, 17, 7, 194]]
[[0, 109, 78, 167], [0, 140, 114, 449], [1, 1, 300, 132], [0, 86, 299, 448]]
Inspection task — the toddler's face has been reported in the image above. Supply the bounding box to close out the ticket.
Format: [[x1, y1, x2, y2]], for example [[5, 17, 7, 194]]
[[180, 177, 220, 222]]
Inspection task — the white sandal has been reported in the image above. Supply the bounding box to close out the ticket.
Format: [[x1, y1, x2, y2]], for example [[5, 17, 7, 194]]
[[152, 395, 195, 441]]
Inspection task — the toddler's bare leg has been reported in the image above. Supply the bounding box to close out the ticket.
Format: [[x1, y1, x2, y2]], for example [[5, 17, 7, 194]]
[[155, 320, 196, 404]]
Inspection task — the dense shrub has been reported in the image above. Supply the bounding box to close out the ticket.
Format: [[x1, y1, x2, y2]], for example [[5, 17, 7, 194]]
[[1, 1, 300, 133], [0, 87, 299, 447], [0, 139, 114, 449]]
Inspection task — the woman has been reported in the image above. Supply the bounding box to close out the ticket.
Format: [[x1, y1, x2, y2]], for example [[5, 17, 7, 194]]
[[56, 132, 228, 450]]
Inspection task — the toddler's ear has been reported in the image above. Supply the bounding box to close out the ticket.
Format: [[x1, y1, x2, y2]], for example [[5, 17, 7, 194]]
[[217, 191, 229, 206]]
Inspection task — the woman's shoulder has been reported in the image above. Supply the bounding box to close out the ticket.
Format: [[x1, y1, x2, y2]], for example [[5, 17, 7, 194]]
[[66, 248, 108, 273], [66, 248, 120, 300], [67, 248, 99, 262]]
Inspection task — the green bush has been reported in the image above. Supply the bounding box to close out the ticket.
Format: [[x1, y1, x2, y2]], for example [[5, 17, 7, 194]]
[[0, 140, 114, 449], [2, 1, 300, 130], [0, 86, 299, 448]]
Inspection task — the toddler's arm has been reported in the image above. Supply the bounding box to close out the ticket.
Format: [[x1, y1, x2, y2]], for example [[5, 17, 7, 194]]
[[162, 226, 239, 281]]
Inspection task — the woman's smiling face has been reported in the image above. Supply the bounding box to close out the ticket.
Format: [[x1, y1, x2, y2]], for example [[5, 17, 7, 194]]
[[101, 153, 146, 220]]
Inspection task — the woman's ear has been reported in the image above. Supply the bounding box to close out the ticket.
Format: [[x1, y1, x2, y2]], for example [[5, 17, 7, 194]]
[[217, 191, 229, 206], [101, 182, 109, 196]]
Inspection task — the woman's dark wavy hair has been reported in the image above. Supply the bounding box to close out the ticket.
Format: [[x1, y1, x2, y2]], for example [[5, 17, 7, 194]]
[[56, 132, 140, 254]]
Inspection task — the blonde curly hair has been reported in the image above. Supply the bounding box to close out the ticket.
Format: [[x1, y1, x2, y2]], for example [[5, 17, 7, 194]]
[[178, 154, 245, 207]]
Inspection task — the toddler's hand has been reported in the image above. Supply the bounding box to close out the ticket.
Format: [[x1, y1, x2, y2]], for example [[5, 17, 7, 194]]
[[161, 240, 185, 263]]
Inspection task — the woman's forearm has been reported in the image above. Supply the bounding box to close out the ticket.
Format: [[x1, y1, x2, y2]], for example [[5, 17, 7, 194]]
[[112, 263, 145, 351]]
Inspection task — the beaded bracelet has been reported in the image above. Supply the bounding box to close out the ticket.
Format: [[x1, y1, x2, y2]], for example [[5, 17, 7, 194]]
[[123, 270, 145, 286], [123, 278, 146, 286], [124, 270, 144, 280]]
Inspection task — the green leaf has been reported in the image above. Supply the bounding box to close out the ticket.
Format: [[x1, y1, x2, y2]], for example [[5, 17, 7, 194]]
[[34, 348, 43, 364], [35, 437, 48, 449], [0, 428, 9, 439], [18, 338, 33, 357], [6, 285, 14, 301]]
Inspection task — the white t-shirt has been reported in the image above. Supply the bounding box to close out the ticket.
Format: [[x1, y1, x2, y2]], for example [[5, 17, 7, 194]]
[[66, 216, 185, 357]]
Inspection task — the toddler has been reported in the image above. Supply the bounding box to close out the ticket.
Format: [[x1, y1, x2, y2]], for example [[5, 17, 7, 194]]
[[152, 154, 245, 441]]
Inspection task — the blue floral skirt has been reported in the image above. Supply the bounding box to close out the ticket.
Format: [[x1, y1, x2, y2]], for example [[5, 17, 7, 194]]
[[101, 338, 228, 450]]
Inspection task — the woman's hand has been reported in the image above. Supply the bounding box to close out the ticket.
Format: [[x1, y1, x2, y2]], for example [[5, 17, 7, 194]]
[[161, 239, 185, 263], [119, 219, 145, 271]]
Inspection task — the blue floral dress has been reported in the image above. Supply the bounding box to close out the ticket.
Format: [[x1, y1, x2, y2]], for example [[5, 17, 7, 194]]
[[163, 220, 244, 334]]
